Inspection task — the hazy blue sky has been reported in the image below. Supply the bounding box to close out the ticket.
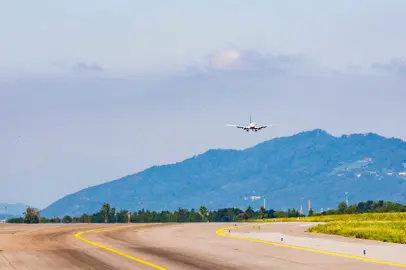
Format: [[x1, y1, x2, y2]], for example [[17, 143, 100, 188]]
[[1, 0, 405, 209]]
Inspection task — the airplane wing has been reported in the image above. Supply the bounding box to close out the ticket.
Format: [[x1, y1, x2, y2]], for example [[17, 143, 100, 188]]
[[226, 124, 246, 129], [256, 124, 273, 130]]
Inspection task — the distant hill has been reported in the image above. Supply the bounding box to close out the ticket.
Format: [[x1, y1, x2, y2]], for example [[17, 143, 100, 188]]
[[0, 203, 30, 217], [0, 214, 14, 220], [41, 129, 406, 218]]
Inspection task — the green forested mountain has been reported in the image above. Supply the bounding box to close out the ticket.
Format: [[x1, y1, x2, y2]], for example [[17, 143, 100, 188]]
[[41, 129, 406, 218]]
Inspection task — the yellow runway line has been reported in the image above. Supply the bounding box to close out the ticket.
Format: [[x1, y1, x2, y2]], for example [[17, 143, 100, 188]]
[[75, 225, 167, 270], [216, 223, 406, 268]]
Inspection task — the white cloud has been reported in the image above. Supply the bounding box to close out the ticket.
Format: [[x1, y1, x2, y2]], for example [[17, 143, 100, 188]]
[[210, 50, 242, 70], [180, 49, 305, 78], [206, 49, 301, 73]]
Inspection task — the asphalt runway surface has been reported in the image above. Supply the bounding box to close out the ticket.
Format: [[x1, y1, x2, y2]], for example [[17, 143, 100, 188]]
[[0, 222, 405, 269]]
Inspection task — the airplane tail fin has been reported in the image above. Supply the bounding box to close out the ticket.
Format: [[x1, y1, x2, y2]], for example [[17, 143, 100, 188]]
[[249, 113, 252, 123]]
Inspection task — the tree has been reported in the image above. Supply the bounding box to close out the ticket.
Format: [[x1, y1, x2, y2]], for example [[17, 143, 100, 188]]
[[137, 209, 146, 222], [99, 203, 111, 223], [24, 207, 40, 224], [337, 201, 348, 214], [259, 206, 267, 219], [237, 212, 249, 220], [40, 217, 49, 223], [109, 207, 116, 223], [49, 217, 61, 223], [115, 210, 129, 223], [62, 215, 73, 223], [344, 204, 357, 214], [245, 206, 255, 218], [73, 217, 80, 223], [92, 212, 104, 223], [159, 211, 170, 223], [193, 211, 203, 222], [267, 209, 276, 218], [80, 213, 92, 223], [13, 199, 406, 225], [151, 210, 159, 222], [199, 206, 208, 220], [130, 211, 138, 222], [7, 217, 24, 223], [177, 208, 188, 222], [275, 210, 287, 218], [287, 208, 300, 217]]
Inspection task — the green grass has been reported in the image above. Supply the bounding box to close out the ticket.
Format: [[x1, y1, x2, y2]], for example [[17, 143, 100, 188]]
[[308, 221, 406, 244], [250, 212, 406, 244], [252, 212, 406, 222]]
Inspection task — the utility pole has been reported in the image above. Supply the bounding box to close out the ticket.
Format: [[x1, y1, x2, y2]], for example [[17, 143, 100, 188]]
[[308, 200, 311, 212]]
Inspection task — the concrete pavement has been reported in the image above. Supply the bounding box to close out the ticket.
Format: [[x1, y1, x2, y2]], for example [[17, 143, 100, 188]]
[[0, 222, 404, 269]]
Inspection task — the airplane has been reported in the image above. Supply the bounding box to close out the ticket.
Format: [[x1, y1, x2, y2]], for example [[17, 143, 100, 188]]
[[226, 114, 272, 132]]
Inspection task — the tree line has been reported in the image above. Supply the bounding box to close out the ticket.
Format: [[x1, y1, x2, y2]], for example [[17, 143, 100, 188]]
[[6, 200, 406, 224], [313, 200, 406, 216], [7, 204, 266, 224]]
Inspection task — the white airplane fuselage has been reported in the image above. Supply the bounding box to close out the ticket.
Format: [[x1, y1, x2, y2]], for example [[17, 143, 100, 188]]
[[246, 123, 259, 131], [226, 114, 272, 132]]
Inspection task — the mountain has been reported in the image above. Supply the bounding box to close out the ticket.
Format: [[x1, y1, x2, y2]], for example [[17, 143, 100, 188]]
[[41, 129, 406, 218], [0, 203, 30, 218], [0, 214, 13, 220]]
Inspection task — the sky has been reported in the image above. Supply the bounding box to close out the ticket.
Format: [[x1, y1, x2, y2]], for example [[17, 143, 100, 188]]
[[1, 0, 406, 209]]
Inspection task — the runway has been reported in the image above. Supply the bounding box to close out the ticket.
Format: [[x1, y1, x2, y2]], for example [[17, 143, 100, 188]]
[[0, 222, 405, 269]]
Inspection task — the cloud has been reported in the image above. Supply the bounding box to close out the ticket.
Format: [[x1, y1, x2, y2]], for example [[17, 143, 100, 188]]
[[184, 49, 303, 77], [209, 49, 242, 70], [51, 61, 104, 75], [210, 49, 300, 71], [371, 58, 406, 75], [72, 62, 104, 72]]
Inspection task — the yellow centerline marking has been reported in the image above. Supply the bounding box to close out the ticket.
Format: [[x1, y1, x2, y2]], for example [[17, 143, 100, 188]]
[[216, 223, 406, 268], [74, 225, 167, 270]]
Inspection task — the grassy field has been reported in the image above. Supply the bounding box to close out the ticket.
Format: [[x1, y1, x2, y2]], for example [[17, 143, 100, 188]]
[[252, 212, 406, 222], [307, 221, 406, 244], [251, 212, 406, 244]]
